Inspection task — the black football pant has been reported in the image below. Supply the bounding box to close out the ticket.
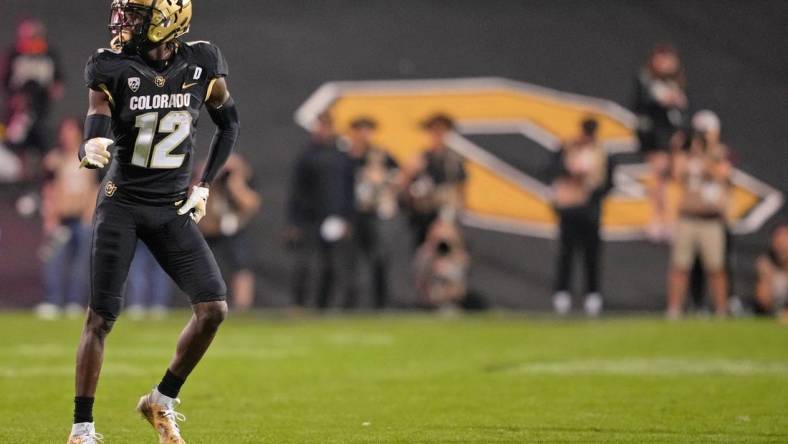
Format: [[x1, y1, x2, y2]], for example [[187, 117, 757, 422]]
[[290, 225, 354, 310], [350, 213, 391, 309], [554, 208, 602, 295], [90, 192, 226, 322]]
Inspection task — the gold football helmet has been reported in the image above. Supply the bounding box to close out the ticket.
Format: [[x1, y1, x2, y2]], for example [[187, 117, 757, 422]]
[[109, 0, 192, 50]]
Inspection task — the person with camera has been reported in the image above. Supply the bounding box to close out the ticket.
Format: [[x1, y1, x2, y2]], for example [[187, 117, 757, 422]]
[[413, 213, 470, 311], [666, 110, 731, 319], [403, 113, 467, 249], [199, 153, 262, 311], [346, 117, 400, 309], [550, 117, 613, 316], [753, 223, 788, 322]]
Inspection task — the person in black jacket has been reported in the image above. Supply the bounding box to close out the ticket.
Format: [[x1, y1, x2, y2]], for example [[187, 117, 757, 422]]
[[550, 118, 614, 316], [286, 112, 356, 309]]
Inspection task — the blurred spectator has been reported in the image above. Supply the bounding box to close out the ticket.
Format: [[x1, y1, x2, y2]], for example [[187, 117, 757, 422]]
[[0, 125, 23, 182], [403, 113, 467, 248], [666, 110, 731, 319], [125, 241, 173, 320], [2, 18, 64, 178], [413, 215, 470, 311], [199, 153, 262, 311], [549, 117, 613, 316], [286, 112, 356, 310], [753, 223, 788, 322], [633, 44, 688, 241], [688, 230, 737, 314], [35, 117, 97, 319], [345, 117, 400, 309], [687, 116, 739, 312]]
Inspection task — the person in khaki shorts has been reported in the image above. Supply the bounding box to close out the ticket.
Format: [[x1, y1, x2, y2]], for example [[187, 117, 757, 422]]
[[666, 110, 731, 318]]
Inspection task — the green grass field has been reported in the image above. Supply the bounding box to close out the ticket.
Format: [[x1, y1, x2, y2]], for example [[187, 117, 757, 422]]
[[1, 312, 787, 443]]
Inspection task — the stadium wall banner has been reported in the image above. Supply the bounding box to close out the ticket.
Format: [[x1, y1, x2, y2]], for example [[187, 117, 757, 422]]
[[295, 78, 783, 240]]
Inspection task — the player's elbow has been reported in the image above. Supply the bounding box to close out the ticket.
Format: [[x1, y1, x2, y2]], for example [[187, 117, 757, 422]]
[[223, 118, 240, 138], [209, 97, 240, 134]]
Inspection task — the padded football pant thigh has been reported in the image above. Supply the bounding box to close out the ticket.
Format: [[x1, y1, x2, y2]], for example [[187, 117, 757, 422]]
[[89, 199, 139, 322], [141, 212, 227, 304]]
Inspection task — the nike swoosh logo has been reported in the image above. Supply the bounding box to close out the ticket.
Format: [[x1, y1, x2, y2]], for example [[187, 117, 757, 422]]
[[182, 82, 199, 90]]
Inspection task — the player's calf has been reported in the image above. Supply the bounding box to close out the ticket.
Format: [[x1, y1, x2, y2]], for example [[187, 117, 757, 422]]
[[69, 309, 115, 443]]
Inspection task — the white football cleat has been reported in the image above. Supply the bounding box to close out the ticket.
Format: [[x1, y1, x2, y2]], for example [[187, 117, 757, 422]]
[[35, 302, 61, 320], [64, 303, 85, 319], [149, 305, 170, 320], [584, 293, 603, 317], [125, 304, 147, 321], [137, 390, 187, 443], [67, 422, 103, 444], [552, 292, 571, 315]]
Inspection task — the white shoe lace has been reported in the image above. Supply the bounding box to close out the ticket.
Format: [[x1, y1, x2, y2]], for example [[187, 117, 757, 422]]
[[161, 399, 186, 437], [73, 432, 103, 443]]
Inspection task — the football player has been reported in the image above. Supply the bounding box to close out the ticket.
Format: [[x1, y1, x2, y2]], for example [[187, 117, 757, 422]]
[[67, 1, 240, 443]]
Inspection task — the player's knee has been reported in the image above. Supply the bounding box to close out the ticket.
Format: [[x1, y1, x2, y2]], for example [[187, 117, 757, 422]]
[[85, 309, 115, 340], [194, 300, 228, 330]]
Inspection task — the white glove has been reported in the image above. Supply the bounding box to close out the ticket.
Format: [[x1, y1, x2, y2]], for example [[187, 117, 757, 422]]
[[177, 185, 210, 223], [79, 137, 114, 169]]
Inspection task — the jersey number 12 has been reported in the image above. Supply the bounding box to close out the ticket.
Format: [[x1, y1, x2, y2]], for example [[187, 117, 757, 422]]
[[131, 111, 192, 169]]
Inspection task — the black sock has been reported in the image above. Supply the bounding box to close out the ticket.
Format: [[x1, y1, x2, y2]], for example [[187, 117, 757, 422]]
[[74, 397, 95, 424], [157, 369, 185, 399]]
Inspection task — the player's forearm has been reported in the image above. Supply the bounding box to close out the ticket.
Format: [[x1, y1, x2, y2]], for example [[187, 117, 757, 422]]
[[79, 114, 112, 161], [200, 97, 240, 185]]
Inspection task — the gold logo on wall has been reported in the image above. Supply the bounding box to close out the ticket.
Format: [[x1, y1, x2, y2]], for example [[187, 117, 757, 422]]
[[295, 78, 783, 240]]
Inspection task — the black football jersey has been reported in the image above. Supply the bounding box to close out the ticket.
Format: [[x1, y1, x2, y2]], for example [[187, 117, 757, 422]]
[[84, 41, 228, 203]]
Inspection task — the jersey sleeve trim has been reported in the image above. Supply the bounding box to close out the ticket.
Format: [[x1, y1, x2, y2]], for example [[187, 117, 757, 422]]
[[98, 83, 116, 108], [97, 47, 122, 55], [205, 77, 218, 102]]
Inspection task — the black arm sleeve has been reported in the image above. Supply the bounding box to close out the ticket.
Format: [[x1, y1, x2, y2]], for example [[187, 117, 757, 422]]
[[200, 97, 240, 184], [78, 114, 112, 161], [547, 149, 567, 183]]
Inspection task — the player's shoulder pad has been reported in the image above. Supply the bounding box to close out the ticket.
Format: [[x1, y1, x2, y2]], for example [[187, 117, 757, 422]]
[[84, 47, 127, 91], [183, 40, 228, 79]]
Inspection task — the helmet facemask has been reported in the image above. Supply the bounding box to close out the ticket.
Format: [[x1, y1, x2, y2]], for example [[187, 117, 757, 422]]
[[108, 0, 154, 52]]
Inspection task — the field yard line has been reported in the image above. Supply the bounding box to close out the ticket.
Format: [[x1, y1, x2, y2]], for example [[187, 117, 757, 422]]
[[498, 358, 788, 376]]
